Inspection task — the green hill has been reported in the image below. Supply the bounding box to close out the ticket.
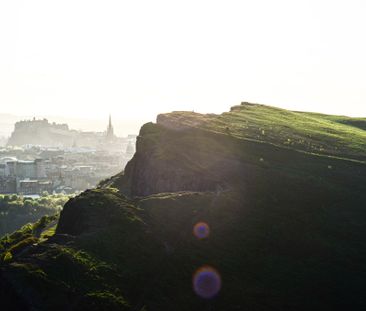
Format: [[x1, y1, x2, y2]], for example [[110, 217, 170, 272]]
[[156, 102, 366, 161], [1, 103, 365, 310]]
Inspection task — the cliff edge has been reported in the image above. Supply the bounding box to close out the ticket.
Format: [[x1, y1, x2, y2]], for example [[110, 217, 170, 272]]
[[1, 103, 366, 311]]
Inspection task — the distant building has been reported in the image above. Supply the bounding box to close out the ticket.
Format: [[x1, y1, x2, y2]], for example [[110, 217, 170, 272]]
[[106, 114, 116, 141], [18, 180, 39, 195], [0, 116, 137, 194], [64, 165, 95, 190], [18, 179, 53, 195], [38, 180, 53, 194], [98, 115, 126, 153], [0, 164, 6, 177], [5, 159, 46, 179], [7, 118, 72, 147], [0, 177, 16, 193]]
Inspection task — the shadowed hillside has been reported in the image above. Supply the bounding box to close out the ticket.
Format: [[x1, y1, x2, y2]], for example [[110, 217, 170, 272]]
[[1, 103, 365, 311]]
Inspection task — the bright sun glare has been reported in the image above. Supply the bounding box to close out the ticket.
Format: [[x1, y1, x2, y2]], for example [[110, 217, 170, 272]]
[[1, 0, 365, 123]]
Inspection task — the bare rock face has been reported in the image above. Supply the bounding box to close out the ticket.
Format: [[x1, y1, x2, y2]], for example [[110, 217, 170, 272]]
[[113, 121, 248, 197], [113, 111, 247, 197]]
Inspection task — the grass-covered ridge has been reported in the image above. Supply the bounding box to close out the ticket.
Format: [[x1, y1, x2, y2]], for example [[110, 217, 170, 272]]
[[115, 105, 365, 197], [1, 104, 366, 310], [158, 102, 366, 162]]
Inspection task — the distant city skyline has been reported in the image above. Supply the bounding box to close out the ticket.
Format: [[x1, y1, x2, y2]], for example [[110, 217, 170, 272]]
[[0, 113, 142, 138], [1, 1, 366, 121]]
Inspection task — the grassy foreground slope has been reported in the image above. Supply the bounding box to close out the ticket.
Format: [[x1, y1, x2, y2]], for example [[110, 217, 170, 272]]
[[1, 103, 366, 311]]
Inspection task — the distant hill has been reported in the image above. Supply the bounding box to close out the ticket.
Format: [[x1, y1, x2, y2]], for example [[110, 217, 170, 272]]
[[0, 103, 365, 310], [7, 118, 76, 147], [5, 118, 128, 148], [0, 113, 142, 139]]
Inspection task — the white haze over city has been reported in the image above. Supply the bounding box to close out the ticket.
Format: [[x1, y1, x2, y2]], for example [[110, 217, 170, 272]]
[[1, 0, 365, 136]]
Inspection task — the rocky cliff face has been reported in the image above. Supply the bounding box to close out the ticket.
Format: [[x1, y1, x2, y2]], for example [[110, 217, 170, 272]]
[[112, 105, 366, 197], [113, 122, 248, 197], [1, 104, 366, 311]]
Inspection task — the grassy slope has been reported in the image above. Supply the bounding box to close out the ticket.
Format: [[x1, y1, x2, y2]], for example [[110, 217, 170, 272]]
[[0, 104, 365, 310], [160, 103, 366, 162], [1, 179, 365, 310]]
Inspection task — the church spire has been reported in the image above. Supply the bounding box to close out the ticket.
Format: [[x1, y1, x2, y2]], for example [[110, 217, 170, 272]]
[[106, 114, 115, 140]]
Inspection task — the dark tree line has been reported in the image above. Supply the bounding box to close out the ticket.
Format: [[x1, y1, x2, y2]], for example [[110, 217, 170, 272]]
[[0, 193, 71, 237]]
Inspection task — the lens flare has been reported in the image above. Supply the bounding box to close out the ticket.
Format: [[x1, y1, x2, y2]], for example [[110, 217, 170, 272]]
[[193, 266, 222, 299], [193, 222, 210, 239]]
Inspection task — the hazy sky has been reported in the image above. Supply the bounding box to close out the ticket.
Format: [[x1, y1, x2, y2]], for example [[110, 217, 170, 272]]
[[1, 0, 366, 125]]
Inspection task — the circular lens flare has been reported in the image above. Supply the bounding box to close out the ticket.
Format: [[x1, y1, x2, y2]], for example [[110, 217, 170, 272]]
[[193, 266, 222, 299], [193, 222, 210, 239]]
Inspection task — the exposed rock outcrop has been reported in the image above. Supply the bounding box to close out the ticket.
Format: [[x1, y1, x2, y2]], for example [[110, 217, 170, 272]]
[[1, 105, 366, 311]]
